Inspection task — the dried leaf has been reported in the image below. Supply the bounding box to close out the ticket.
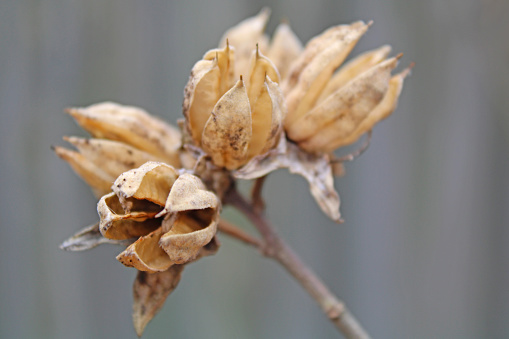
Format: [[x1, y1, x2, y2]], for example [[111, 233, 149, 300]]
[[59, 223, 134, 251], [132, 265, 185, 337]]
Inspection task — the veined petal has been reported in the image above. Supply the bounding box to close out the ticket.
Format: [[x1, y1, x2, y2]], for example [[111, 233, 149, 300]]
[[116, 228, 174, 273]]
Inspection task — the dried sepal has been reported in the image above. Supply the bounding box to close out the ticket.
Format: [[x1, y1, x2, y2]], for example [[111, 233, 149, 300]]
[[284, 22, 370, 128], [267, 22, 303, 80], [67, 102, 181, 165], [112, 162, 179, 210], [59, 223, 134, 251], [203, 43, 235, 96], [98, 192, 162, 240], [52, 145, 113, 198], [63, 137, 161, 179], [234, 137, 341, 222], [218, 7, 271, 78], [201, 79, 252, 170], [132, 265, 185, 337], [160, 208, 219, 264], [117, 228, 174, 273], [292, 56, 400, 151]]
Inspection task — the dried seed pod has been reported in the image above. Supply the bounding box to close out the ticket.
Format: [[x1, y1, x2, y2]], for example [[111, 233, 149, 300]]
[[267, 22, 303, 80]]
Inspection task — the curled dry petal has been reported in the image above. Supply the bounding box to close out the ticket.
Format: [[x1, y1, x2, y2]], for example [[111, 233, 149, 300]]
[[158, 173, 219, 216], [132, 265, 185, 337], [112, 162, 178, 210], [117, 228, 174, 273], [201, 79, 252, 170], [67, 102, 181, 166], [160, 208, 219, 264], [218, 7, 271, 78], [98, 192, 162, 240]]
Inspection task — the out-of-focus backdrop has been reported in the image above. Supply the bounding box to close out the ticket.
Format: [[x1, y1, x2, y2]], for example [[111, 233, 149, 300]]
[[1, 0, 508, 338]]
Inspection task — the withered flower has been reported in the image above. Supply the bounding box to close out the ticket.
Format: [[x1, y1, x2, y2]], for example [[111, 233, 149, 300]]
[[99, 161, 220, 273], [53, 102, 182, 198]]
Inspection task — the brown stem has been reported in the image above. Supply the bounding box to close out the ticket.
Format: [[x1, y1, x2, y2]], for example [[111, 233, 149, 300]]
[[218, 219, 262, 248], [251, 175, 267, 214], [224, 189, 371, 339]]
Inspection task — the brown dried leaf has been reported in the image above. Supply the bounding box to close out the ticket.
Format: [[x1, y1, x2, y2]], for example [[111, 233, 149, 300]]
[[160, 208, 219, 264], [113, 162, 178, 210], [132, 265, 185, 337], [59, 223, 134, 251], [67, 102, 181, 165], [201, 79, 252, 170], [117, 228, 174, 273], [98, 192, 162, 240], [53, 145, 114, 198]]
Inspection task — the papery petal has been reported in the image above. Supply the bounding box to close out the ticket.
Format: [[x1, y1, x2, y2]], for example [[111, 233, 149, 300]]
[[59, 223, 134, 251], [117, 228, 173, 273], [160, 208, 219, 264], [98, 192, 161, 240], [67, 102, 181, 166], [112, 162, 178, 210]]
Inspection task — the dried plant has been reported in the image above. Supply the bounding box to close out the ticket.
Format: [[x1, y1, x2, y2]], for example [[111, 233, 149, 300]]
[[55, 8, 411, 338]]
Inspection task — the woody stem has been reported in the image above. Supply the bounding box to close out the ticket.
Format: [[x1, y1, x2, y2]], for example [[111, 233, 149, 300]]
[[225, 188, 371, 339]]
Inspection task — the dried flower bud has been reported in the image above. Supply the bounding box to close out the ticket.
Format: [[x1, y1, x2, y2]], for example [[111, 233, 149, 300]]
[[54, 102, 182, 197], [183, 44, 285, 170], [95, 162, 220, 273]]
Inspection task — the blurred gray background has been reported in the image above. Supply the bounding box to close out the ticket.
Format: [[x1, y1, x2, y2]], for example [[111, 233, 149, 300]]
[[1, 0, 508, 338]]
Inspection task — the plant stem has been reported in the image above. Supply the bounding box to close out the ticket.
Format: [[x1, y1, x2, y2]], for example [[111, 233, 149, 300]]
[[224, 189, 371, 339]]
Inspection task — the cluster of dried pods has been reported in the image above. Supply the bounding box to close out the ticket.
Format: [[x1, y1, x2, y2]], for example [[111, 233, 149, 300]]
[[55, 8, 410, 336]]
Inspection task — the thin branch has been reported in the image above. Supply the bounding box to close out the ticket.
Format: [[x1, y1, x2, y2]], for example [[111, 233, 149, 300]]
[[251, 175, 267, 214], [224, 189, 371, 339], [218, 219, 262, 248]]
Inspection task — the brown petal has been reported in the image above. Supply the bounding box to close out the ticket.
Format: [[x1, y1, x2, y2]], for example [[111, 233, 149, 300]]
[[284, 22, 369, 129], [117, 228, 174, 273], [63, 137, 162, 179], [158, 173, 219, 216], [159, 208, 219, 264], [290, 56, 400, 147], [132, 266, 185, 337], [67, 102, 181, 166], [59, 223, 134, 251], [201, 79, 252, 170], [53, 145, 114, 198], [183, 58, 221, 144], [218, 8, 271, 78], [98, 192, 161, 240], [267, 22, 303, 80]]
